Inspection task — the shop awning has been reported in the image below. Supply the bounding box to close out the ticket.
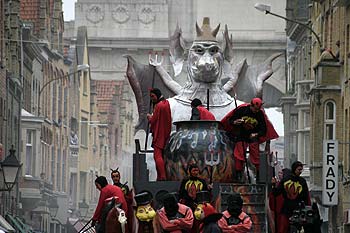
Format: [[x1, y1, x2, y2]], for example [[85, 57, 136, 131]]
[[0, 215, 15, 232], [5, 214, 33, 233], [67, 218, 95, 233]]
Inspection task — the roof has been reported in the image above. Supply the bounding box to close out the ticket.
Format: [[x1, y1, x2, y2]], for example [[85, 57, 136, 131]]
[[96, 80, 120, 113]]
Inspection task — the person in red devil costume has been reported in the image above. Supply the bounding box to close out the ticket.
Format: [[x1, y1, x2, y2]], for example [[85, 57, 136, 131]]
[[190, 98, 216, 120], [154, 192, 194, 232], [268, 168, 291, 233], [218, 192, 252, 232], [221, 97, 278, 182], [92, 176, 127, 232], [147, 88, 172, 181], [271, 161, 311, 233]]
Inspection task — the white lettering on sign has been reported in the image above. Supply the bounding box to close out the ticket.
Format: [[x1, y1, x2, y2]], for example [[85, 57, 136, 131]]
[[322, 140, 338, 206]]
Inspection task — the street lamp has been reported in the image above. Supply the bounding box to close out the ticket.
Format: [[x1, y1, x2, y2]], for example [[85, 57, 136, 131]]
[[48, 198, 59, 218], [254, 3, 323, 49], [78, 199, 89, 219], [38, 64, 90, 115], [0, 145, 22, 192]]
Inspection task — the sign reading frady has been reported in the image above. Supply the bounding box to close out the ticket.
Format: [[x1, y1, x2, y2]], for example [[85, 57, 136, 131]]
[[322, 140, 338, 205]]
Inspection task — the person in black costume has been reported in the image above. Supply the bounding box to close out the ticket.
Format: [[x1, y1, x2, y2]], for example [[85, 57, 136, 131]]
[[217, 192, 252, 232], [271, 161, 311, 233], [179, 164, 209, 211]]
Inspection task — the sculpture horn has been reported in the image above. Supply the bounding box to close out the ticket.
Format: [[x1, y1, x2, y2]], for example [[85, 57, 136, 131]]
[[212, 24, 220, 37], [196, 22, 203, 37]]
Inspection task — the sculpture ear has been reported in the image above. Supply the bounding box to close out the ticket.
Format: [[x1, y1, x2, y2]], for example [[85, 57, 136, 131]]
[[170, 23, 186, 77], [222, 24, 234, 64]]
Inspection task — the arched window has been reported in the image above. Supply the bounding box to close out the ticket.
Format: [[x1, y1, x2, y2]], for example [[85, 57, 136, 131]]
[[324, 100, 336, 140]]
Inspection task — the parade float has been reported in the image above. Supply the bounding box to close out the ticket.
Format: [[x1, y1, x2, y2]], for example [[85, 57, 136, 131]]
[[125, 17, 281, 232]]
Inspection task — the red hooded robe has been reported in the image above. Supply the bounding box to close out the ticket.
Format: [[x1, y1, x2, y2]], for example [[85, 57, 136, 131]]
[[149, 99, 172, 149], [220, 103, 278, 143], [221, 103, 279, 170], [197, 106, 216, 120]]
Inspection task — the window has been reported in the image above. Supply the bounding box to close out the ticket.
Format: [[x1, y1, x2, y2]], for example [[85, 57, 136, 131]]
[[80, 172, 87, 200], [347, 24, 349, 79], [83, 71, 88, 94], [303, 111, 310, 128], [114, 128, 118, 153], [81, 118, 88, 146], [94, 127, 97, 146], [69, 173, 77, 205], [291, 135, 297, 155], [304, 132, 310, 165], [52, 82, 57, 121], [62, 149, 66, 192], [345, 109, 350, 174], [25, 130, 35, 175], [51, 146, 55, 185], [58, 82, 62, 121], [324, 101, 336, 140], [290, 114, 298, 131], [64, 87, 68, 125], [57, 148, 61, 191]]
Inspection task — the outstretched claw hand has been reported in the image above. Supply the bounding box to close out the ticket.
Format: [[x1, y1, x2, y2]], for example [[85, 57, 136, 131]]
[[149, 53, 164, 67]]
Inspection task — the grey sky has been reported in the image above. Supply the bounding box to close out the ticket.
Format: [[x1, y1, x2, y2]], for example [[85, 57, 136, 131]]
[[63, 0, 77, 21]]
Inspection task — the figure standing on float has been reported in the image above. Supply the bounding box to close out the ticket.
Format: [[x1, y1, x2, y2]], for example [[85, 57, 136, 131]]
[[179, 164, 211, 211], [190, 98, 216, 120], [147, 88, 172, 181], [221, 97, 279, 181]]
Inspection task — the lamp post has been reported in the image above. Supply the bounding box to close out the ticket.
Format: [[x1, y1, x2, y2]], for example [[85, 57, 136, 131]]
[[78, 199, 89, 219], [48, 198, 59, 219], [49, 198, 68, 233], [38, 64, 90, 115], [254, 3, 323, 49], [0, 145, 22, 192]]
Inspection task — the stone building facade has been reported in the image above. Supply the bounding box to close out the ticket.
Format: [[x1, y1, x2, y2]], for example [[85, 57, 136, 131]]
[[17, 1, 75, 232], [282, 0, 313, 170], [307, 0, 350, 232], [0, 0, 5, 160], [3, 0, 22, 156]]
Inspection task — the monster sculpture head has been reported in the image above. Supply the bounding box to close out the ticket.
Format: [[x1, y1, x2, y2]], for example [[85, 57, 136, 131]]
[[188, 17, 223, 84]]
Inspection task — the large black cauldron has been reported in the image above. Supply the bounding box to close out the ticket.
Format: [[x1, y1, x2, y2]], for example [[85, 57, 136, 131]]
[[164, 120, 235, 183]]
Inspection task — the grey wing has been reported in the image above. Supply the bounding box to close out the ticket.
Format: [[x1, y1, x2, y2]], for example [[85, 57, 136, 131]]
[[124, 55, 176, 133], [229, 53, 282, 105]]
